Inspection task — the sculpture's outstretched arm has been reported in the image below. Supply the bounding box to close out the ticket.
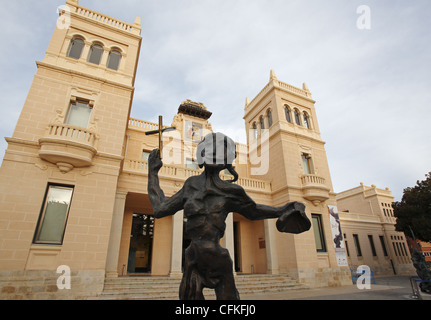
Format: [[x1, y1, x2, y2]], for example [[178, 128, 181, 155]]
[[148, 149, 184, 218], [229, 186, 311, 234]]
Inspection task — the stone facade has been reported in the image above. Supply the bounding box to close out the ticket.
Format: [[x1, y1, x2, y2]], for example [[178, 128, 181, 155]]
[[0, 0, 141, 299], [336, 183, 415, 275], [0, 270, 104, 300], [0, 1, 414, 300]]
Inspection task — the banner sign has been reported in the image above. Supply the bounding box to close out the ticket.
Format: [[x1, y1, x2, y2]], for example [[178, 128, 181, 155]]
[[328, 205, 348, 266]]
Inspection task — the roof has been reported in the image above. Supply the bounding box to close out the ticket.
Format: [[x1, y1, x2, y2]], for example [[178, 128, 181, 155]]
[[177, 100, 212, 120]]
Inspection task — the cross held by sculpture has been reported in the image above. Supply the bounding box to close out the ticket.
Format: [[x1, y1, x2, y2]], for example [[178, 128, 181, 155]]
[[145, 115, 176, 159]]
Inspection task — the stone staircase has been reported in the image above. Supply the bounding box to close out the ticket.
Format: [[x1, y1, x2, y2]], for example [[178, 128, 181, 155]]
[[94, 274, 308, 300]]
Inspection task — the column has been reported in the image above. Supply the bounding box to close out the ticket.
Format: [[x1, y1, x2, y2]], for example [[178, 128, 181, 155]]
[[264, 219, 279, 275], [101, 47, 110, 67], [80, 41, 92, 62], [105, 190, 127, 278], [61, 35, 73, 56], [119, 52, 127, 72], [169, 210, 184, 278]]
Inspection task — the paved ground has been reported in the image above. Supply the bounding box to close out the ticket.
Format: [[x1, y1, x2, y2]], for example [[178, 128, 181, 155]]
[[238, 276, 431, 300]]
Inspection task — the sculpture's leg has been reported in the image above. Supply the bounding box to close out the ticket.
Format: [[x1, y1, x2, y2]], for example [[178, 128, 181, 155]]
[[214, 246, 240, 300], [179, 244, 205, 300]]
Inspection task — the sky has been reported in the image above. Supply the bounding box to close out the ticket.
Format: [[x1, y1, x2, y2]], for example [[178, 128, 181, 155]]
[[0, 0, 430, 201]]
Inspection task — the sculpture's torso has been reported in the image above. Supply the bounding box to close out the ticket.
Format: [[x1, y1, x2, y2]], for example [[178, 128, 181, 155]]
[[183, 174, 230, 243]]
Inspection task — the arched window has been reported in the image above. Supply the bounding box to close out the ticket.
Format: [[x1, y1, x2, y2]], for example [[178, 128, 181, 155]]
[[252, 122, 257, 139], [87, 44, 104, 65], [285, 106, 292, 123], [303, 112, 311, 129], [267, 109, 273, 127], [260, 116, 265, 133], [107, 49, 122, 70], [294, 109, 301, 125], [67, 38, 85, 59]]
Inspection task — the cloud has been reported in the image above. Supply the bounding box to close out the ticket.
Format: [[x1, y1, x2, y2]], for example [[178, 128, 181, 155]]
[[0, 0, 430, 201]]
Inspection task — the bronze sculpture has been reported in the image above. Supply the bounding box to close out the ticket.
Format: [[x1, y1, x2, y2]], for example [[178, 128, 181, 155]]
[[148, 132, 311, 300]]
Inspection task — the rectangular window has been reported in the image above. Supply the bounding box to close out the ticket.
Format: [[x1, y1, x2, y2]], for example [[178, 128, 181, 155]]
[[392, 243, 398, 256], [344, 234, 350, 257], [401, 242, 408, 257], [368, 235, 377, 256], [301, 153, 313, 175], [396, 242, 402, 256], [345, 240, 350, 257], [33, 184, 74, 245], [379, 236, 388, 256], [353, 234, 362, 256], [65, 100, 92, 128], [312, 214, 326, 252]]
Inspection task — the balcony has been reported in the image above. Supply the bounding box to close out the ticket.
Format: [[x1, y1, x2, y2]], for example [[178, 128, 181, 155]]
[[300, 174, 330, 205], [123, 159, 272, 193], [38, 123, 98, 173]]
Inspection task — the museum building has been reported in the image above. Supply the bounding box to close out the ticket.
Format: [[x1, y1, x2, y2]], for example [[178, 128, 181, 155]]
[[0, 1, 413, 299]]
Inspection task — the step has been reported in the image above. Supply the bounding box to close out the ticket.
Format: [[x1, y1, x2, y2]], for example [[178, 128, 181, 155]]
[[102, 278, 298, 289], [94, 274, 308, 300], [100, 282, 301, 296], [97, 284, 306, 300]]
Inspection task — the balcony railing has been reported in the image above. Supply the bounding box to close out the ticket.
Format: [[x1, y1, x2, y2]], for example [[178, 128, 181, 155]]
[[64, 1, 140, 35], [128, 118, 169, 132], [123, 159, 271, 193], [300, 174, 326, 185], [38, 123, 98, 173], [300, 174, 330, 204], [245, 78, 312, 114], [46, 123, 97, 146]]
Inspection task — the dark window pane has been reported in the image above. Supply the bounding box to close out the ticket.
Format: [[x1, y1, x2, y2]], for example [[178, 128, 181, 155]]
[[312, 214, 326, 252], [88, 44, 103, 65], [65, 101, 92, 128], [285, 107, 292, 123], [67, 38, 84, 59], [267, 110, 273, 127], [34, 185, 74, 244], [294, 109, 301, 125], [107, 50, 121, 70]]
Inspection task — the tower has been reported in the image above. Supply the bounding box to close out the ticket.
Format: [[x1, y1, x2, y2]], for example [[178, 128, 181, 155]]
[[243, 70, 350, 286], [244, 70, 331, 201], [0, 0, 141, 297]]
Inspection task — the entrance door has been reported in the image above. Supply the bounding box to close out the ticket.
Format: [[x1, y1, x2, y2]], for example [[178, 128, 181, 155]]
[[127, 214, 154, 273]]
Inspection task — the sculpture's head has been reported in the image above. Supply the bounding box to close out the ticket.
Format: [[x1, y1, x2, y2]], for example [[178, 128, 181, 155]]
[[196, 132, 238, 182]]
